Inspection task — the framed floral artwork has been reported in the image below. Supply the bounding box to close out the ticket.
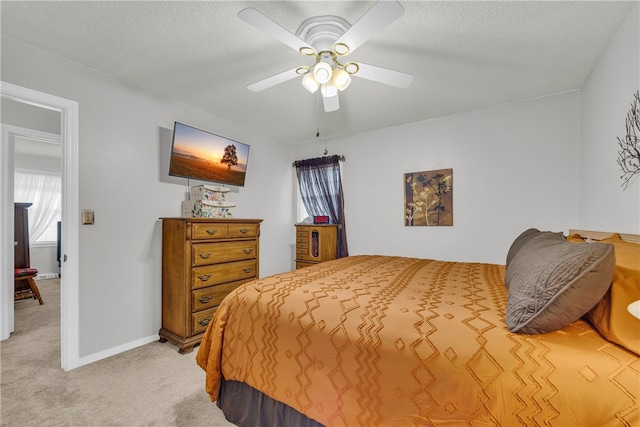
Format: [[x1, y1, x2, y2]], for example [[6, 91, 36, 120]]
[[404, 168, 453, 226]]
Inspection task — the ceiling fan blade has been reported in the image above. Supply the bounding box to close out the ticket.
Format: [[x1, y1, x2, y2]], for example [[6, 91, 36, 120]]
[[353, 62, 413, 88], [323, 92, 340, 112], [238, 8, 313, 54], [247, 68, 300, 92], [335, 0, 404, 54]]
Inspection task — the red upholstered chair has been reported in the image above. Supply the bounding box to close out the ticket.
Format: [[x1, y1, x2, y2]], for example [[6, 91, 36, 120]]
[[14, 268, 44, 305]]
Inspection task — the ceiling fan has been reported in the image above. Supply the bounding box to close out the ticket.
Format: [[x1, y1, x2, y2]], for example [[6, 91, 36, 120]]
[[238, 0, 414, 113]]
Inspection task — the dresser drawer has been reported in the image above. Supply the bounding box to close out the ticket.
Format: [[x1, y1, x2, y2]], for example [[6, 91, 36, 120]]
[[191, 223, 229, 240], [192, 279, 249, 312], [192, 259, 257, 289], [192, 240, 257, 266], [229, 223, 259, 238], [192, 307, 217, 335]]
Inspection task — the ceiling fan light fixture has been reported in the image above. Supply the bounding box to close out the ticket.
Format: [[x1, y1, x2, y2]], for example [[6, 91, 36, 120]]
[[332, 68, 351, 91], [321, 82, 338, 98], [299, 46, 317, 56], [240, 1, 412, 113], [313, 62, 333, 84], [344, 62, 359, 75], [296, 66, 310, 75], [302, 73, 320, 93], [333, 42, 350, 56]]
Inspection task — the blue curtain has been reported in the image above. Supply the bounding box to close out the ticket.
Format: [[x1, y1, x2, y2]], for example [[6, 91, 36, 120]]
[[294, 155, 348, 258]]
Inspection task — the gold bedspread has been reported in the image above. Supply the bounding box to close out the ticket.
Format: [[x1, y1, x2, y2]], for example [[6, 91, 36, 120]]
[[197, 255, 639, 426]]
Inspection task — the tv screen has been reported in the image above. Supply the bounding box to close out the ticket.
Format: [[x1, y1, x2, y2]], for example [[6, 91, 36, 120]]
[[169, 122, 250, 187]]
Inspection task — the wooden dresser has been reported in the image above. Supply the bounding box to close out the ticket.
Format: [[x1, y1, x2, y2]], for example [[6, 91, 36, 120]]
[[159, 218, 262, 353], [295, 223, 338, 269]]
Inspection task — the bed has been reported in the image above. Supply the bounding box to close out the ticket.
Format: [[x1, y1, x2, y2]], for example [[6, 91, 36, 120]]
[[196, 229, 639, 426]]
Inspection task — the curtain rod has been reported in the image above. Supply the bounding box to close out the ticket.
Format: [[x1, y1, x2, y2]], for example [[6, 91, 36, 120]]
[[292, 155, 345, 167]]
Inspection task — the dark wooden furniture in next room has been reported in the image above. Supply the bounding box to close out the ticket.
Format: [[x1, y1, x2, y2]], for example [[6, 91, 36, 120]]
[[14, 202, 43, 304]]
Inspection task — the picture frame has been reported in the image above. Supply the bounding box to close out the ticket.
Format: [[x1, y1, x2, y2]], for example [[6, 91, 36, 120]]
[[404, 168, 453, 226]]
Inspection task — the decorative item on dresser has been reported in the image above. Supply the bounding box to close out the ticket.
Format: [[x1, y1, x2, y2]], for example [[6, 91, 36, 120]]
[[159, 217, 262, 353], [295, 223, 338, 269]]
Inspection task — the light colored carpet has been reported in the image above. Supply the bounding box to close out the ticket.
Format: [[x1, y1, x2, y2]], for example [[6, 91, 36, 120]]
[[1, 279, 236, 426]]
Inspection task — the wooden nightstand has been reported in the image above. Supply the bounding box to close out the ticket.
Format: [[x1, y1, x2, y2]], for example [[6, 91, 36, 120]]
[[295, 223, 338, 269]]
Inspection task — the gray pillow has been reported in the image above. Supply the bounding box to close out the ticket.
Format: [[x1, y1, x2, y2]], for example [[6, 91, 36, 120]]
[[505, 228, 540, 268], [505, 228, 561, 290], [505, 232, 615, 334]]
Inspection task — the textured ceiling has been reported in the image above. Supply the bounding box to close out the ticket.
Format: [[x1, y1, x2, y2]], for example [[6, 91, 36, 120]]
[[1, 1, 634, 144]]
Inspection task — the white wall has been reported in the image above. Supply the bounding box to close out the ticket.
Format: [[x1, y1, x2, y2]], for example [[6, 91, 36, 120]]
[[291, 91, 581, 265], [30, 246, 59, 278], [1, 37, 294, 358], [580, 3, 640, 233], [1, 98, 61, 134]]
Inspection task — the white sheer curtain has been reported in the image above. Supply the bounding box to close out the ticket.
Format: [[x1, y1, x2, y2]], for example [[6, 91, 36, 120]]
[[14, 169, 62, 243]]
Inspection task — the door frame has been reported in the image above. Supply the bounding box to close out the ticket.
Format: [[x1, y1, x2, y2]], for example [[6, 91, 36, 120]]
[[1, 81, 80, 370]]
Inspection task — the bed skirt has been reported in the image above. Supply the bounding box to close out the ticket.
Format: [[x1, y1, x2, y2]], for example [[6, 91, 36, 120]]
[[218, 375, 324, 427]]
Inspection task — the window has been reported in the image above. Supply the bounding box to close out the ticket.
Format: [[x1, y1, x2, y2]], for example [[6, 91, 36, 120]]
[[293, 155, 349, 258], [14, 169, 62, 244]]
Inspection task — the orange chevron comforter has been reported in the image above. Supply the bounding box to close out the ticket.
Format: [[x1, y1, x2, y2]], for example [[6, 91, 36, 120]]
[[196, 255, 639, 426]]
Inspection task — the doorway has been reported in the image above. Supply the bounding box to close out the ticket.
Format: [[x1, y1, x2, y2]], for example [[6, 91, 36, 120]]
[[1, 82, 80, 370]]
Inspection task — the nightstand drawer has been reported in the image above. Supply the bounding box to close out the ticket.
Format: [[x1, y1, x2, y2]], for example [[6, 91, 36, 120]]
[[192, 307, 217, 335], [296, 247, 309, 259], [192, 240, 257, 266], [192, 279, 249, 311], [192, 259, 257, 289], [191, 223, 229, 240], [295, 261, 316, 269]]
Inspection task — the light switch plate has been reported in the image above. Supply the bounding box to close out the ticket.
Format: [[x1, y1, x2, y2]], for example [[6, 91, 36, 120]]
[[82, 209, 94, 225]]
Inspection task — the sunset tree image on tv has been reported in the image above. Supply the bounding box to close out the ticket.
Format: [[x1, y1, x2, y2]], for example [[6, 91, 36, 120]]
[[169, 122, 250, 187]]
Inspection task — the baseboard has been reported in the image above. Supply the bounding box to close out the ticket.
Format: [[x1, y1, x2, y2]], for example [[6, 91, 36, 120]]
[[77, 333, 159, 368], [35, 273, 59, 280]]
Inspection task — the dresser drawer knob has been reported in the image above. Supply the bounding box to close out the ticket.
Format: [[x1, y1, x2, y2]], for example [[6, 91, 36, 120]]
[[198, 274, 212, 281], [199, 252, 212, 259], [243, 248, 254, 254], [205, 229, 217, 235], [239, 228, 248, 234], [198, 295, 212, 304], [242, 267, 253, 273], [199, 317, 212, 327]]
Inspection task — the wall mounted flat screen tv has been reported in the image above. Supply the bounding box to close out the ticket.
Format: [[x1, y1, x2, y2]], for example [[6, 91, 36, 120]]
[[169, 122, 250, 187]]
